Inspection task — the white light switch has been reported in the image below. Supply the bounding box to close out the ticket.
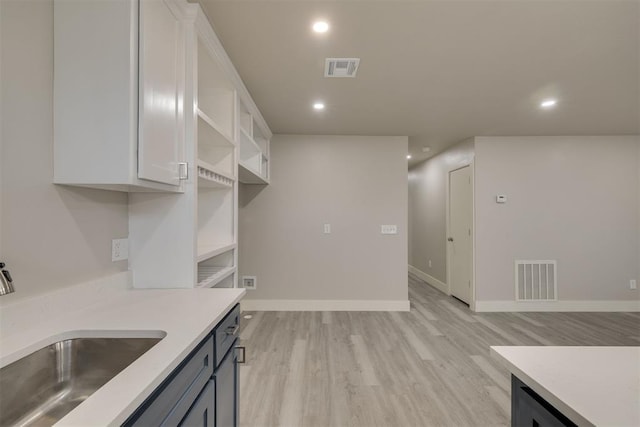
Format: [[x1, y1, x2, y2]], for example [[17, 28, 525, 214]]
[[496, 195, 507, 203], [381, 225, 398, 235], [323, 224, 331, 234]]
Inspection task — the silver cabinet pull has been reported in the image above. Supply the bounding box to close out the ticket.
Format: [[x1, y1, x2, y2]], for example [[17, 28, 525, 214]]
[[235, 346, 246, 364], [225, 325, 239, 336], [178, 162, 189, 180]]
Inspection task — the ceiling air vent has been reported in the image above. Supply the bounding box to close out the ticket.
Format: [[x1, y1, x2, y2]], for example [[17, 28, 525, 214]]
[[324, 58, 360, 78]]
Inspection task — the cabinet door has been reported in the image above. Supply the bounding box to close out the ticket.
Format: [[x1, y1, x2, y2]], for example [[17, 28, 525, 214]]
[[180, 381, 215, 427], [214, 347, 238, 427], [138, 0, 183, 186]]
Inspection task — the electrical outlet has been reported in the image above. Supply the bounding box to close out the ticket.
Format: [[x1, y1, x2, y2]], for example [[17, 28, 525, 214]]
[[112, 238, 128, 262], [323, 224, 331, 234], [242, 276, 257, 290], [630, 279, 637, 290], [428, 260, 432, 268], [380, 225, 398, 235]]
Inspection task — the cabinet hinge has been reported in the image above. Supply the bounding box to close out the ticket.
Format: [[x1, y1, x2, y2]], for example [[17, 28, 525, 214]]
[[178, 162, 189, 180]]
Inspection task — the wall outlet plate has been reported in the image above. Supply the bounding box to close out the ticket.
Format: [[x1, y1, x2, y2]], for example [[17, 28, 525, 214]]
[[242, 276, 257, 290], [630, 279, 637, 290], [323, 223, 331, 234], [112, 238, 128, 262]]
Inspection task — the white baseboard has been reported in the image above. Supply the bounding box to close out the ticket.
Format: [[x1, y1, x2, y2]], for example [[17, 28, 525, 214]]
[[475, 300, 640, 312], [241, 299, 410, 312], [408, 265, 448, 295]]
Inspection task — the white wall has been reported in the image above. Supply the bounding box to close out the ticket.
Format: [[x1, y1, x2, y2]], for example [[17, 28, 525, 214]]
[[238, 135, 408, 309], [408, 139, 474, 284], [0, 0, 129, 302], [474, 136, 640, 305]]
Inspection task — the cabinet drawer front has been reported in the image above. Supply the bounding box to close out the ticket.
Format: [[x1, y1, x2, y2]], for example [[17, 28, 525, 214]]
[[179, 380, 215, 427], [214, 304, 240, 366], [129, 336, 214, 426]]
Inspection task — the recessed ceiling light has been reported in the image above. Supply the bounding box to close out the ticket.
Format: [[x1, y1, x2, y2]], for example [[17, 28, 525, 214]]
[[540, 99, 557, 109], [313, 102, 325, 110], [407, 154, 412, 160], [312, 21, 329, 33]]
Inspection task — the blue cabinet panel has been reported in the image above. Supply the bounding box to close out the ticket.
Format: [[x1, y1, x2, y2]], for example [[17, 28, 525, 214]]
[[124, 304, 241, 427]]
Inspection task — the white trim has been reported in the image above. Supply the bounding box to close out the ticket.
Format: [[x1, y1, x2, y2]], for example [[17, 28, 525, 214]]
[[408, 265, 448, 295], [240, 299, 410, 312], [470, 160, 476, 311], [475, 300, 640, 312]]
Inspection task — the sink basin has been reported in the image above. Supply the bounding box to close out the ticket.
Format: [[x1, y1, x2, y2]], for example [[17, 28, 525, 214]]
[[0, 337, 163, 426]]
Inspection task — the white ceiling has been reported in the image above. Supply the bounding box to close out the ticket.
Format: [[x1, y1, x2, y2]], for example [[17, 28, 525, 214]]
[[197, 0, 639, 165]]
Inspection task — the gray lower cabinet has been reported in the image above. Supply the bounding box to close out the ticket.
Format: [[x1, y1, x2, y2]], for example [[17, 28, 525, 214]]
[[124, 304, 240, 427], [511, 375, 577, 427], [180, 381, 215, 427], [214, 347, 238, 427]]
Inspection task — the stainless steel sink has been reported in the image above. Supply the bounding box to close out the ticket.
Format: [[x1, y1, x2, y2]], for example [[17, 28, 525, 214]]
[[0, 337, 163, 426]]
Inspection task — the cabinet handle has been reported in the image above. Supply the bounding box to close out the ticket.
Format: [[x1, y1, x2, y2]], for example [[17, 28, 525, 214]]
[[225, 325, 239, 335], [178, 162, 189, 180], [235, 346, 246, 364]]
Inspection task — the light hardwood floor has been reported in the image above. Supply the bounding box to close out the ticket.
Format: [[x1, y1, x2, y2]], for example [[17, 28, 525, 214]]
[[238, 274, 640, 427]]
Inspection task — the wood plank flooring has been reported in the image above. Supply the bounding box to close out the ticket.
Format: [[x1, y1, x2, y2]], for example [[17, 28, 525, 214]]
[[238, 274, 640, 427]]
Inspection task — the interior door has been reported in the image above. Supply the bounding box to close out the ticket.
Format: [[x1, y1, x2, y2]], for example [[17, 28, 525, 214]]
[[138, 0, 182, 186], [448, 165, 473, 305]]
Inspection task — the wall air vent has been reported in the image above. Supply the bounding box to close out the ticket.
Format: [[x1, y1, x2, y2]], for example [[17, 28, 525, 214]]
[[324, 58, 360, 78], [515, 260, 557, 301]]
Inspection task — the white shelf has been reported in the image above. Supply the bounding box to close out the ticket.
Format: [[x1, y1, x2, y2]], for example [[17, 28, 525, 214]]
[[197, 162, 234, 189], [197, 243, 236, 263], [239, 161, 269, 184], [197, 265, 236, 288], [197, 109, 235, 146]]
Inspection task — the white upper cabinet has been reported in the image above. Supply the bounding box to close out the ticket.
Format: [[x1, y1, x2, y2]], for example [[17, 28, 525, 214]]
[[54, 0, 187, 192], [138, 0, 184, 186]]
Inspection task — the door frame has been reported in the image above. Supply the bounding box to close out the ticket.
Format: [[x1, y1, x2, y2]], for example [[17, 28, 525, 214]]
[[445, 161, 476, 311]]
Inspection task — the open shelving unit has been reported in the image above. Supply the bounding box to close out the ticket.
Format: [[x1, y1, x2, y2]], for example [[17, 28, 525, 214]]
[[194, 21, 239, 288], [197, 266, 236, 288], [196, 249, 236, 288], [197, 242, 236, 263], [238, 100, 270, 184], [128, 3, 272, 290]]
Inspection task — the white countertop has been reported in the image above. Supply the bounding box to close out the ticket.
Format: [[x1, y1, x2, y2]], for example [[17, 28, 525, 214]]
[[0, 273, 245, 426], [491, 346, 640, 427]]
